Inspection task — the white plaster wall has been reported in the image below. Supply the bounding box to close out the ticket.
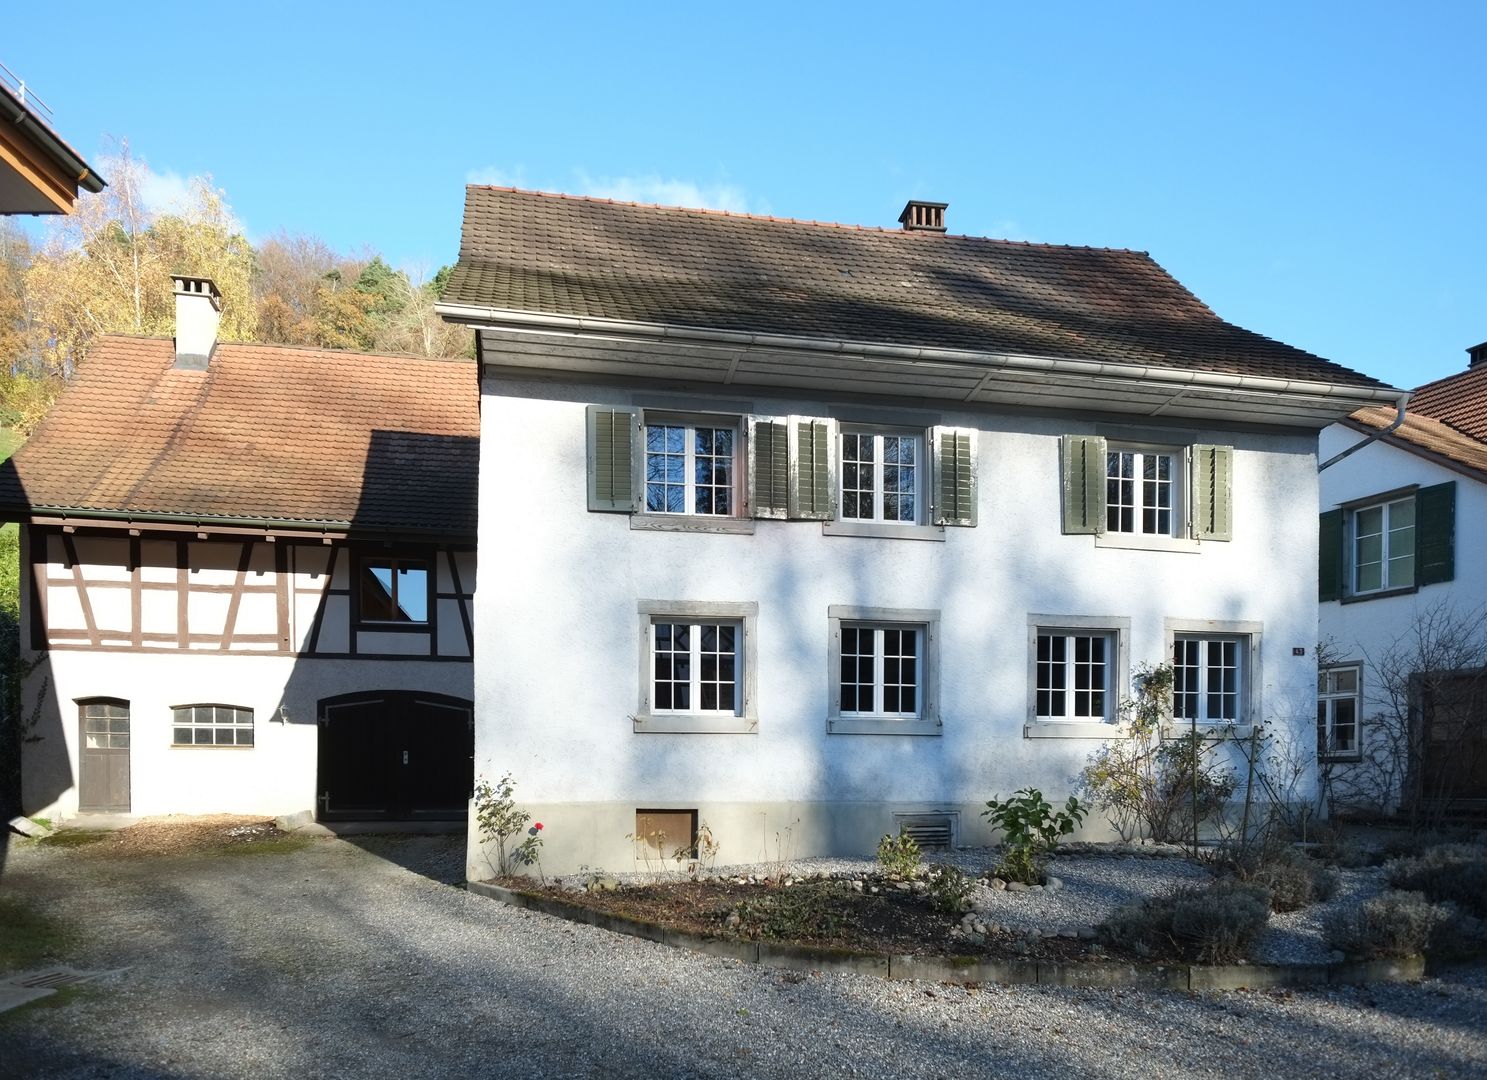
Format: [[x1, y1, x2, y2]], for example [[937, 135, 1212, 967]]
[[22, 651, 473, 822], [473, 376, 1323, 874]]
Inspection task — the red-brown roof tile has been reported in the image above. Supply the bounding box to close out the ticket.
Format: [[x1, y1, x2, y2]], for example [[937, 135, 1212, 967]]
[[1407, 362, 1487, 442]]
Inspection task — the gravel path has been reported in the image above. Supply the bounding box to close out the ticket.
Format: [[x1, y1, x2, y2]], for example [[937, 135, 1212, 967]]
[[1, 835, 1484, 1079]]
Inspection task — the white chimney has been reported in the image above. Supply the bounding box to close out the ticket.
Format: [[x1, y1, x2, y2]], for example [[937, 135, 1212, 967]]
[[173, 275, 222, 369]]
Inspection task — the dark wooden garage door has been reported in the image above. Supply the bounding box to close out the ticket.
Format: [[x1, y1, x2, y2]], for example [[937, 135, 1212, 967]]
[[317, 692, 472, 821]]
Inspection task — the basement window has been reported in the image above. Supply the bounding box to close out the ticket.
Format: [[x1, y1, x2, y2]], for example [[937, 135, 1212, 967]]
[[634, 809, 699, 863]]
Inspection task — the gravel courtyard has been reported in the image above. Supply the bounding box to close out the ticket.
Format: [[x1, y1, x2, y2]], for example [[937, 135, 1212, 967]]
[[2, 833, 1485, 1079]]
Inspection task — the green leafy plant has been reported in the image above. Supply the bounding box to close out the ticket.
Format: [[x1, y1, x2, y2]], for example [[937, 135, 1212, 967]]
[[875, 829, 922, 879], [473, 772, 544, 877], [924, 864, 974, 914], [981, 787, 1087, 884], [729, 881, 848, 940], [1324, 891, 1450, 959]]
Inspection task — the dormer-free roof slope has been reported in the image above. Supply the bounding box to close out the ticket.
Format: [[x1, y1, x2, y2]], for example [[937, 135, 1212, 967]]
[[1346, 361, 1487, 482], [443, 186, 1387, 390], [0, 337, 479, 536]]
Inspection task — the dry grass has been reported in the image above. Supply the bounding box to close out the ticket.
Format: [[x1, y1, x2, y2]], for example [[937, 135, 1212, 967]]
[[36, 815, 308, 857]]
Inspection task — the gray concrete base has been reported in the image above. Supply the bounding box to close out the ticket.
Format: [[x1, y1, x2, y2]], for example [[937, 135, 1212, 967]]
[[464, 879, 1429, 990], [0, 985, 55, 1014], [289, 820, 466, 837]]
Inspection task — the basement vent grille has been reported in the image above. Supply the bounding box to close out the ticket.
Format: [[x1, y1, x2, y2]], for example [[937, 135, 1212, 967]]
[[893, 812, 956, 851]]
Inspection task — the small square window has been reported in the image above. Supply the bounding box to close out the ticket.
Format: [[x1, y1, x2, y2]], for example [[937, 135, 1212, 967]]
[[359, 557, 430, 624], [1172, 635, 1248, 725], [1036, 631, 1115, 722], [828, 606, 940, 735], [635, 601, 757, 733]]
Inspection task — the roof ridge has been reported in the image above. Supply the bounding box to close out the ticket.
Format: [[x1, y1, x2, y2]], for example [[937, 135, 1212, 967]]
[[90, 334, 475, 367], [466, 185, 1154, 256]]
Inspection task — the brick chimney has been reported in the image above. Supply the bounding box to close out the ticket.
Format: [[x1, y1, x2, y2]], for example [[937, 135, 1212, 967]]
[[173, 275, 221, 370], [1468, 341, 1487, 369], [898, 200, 948, 233]]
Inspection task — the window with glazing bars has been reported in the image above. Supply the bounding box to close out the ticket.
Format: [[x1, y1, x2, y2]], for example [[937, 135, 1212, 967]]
[[1106, 449, 1175, 535], [1036, 632, 1113, 721], [651, 621, 740, 713], [173, 704, 254, 747], [1172, 636, 1243, 723], [645, 423, 738, 515], [840, 625, 922, 717]]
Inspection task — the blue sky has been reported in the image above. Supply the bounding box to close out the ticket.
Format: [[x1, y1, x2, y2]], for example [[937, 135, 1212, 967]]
[[7, 2, 1483, 390]]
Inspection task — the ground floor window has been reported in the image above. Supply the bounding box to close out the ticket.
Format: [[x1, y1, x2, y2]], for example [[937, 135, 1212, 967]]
[[1036, 630, 1115, 722], [1172, 635, 1247, 724], [651, 620, 740, 714], [173, 704, 254, 747], [1318, 664, 1361, 758], [841, 624, 922, 717]]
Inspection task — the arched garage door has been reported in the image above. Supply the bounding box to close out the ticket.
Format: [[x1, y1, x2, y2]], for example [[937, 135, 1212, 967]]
[[317, 691, 473, 822]]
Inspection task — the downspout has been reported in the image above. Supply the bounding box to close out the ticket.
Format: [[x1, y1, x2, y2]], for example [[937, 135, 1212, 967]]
[[1318, 391, 1411, 472]]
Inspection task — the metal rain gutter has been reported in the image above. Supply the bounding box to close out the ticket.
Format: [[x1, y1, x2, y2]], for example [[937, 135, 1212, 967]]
[[1318, 392, 1412, 472], [0, 84, 106, 194], [13, 505, 472, 542]]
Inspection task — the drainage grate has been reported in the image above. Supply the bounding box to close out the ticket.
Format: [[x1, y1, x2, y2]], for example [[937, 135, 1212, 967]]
[[11, 968, 94, 990], [894, 813, 957, 851]]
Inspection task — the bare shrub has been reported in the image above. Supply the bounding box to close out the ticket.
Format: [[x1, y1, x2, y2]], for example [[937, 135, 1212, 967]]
[[1103, 879, 1271, 964], [1324, 891, 1449, 959], [1386, 844, 1487, 918]]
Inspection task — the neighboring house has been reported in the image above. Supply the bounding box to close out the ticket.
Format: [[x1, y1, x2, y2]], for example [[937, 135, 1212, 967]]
[[1318, 345, 1487, 816], [437, 187, 1401, 877], [0, 66, 104, 214], [0, 277, 479, 823]]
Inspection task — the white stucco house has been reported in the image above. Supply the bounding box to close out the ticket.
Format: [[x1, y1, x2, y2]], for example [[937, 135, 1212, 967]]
[[438, 188, 1403, 877], [1317, 345, 1487, 817], [0, 278, 479, 825]]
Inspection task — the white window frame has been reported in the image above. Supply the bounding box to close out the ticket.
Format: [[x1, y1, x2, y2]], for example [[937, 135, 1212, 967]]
[[172, 704, 255, 748], [636, 412, 747, 530], [838, 427, 925, 526], [1105, 444, 1181, 538], [1165, 618, 1262, 731], [1348, 495, 1416, 596], [634, 600, 757, 734], [1318, 663, 1362, 760], [1025, 615, 1130, 737], [827, 605, 940, 736]]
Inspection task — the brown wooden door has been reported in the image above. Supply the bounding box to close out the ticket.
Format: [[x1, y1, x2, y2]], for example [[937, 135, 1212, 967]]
[[78, 699, 131, 812]]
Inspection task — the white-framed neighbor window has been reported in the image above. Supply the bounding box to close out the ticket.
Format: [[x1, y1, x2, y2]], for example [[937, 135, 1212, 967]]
[[1106, 446, 1179, 536], [1171, 635, 1249, 725], [634, 601, 757, 733], [1036, 631, 1114, 722], [1350, 496, 1415, 595], [828, 606, 940, 735], [644, 418, 740, 517], [839, 429, 923, 524], [1318, 664, 1361, 759], [172, 704, 254, 747]]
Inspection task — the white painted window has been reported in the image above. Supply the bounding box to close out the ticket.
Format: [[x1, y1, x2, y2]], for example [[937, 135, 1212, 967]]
[[1318, 665, 1360, 758], [1172, 636, 1246, 724], [644, 421, 739, 516], [650, 620, 741, 714], [1036, 631, 1115, 722], [359, 557, 430, 624], [172, 704, 254, 747], [840, 624, 923, 718], [1351, 497, 1415, 594], [840, 430, 923, 524], [1106, 447, 1178, 535]]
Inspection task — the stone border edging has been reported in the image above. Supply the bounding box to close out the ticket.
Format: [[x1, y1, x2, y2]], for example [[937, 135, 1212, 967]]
[[464, 880, 1426, 990]]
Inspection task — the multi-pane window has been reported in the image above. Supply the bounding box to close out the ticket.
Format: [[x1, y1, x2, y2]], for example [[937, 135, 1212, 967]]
[[81, 700, 130, 749], [172, 704, 254, 747], [1318, 665, 1360, 758], [1036, 632, 1113, 722], [1352, 497, 1415, 594], [645, 423, 737, 516], [359, 558, 429, 623], [1172, 636, 1244, 724], [841, 431, 921, 523], [651, 621, 740, 713], [840, 624, 922, 717], [1106, 449, 1175, 535]]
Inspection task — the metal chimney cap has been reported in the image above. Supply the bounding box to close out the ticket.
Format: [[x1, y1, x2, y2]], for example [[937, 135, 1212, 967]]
[[898, 200, 948, 233]]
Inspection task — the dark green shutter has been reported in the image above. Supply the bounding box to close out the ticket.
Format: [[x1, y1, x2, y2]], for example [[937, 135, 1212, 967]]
[[789, 417, 835, 520], [1060, 434, 1105, 534], [1318, 508, 1344, 601], [586, 404, 640, 512], [748, 417, 789, 519], [1191, 444, 1234, 541], [932, 427, 977, 526], [1416, 481, 1456, 586]]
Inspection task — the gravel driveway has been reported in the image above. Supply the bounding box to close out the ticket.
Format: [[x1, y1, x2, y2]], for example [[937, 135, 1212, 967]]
[[2, 834, 1485, 1079]]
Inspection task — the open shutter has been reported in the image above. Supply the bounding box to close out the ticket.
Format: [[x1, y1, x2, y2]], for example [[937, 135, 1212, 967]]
[[1060, 434, 1105, 534], [931, 426, 977, 526], [788, 416, 836, 520], [586, 404, 641, 512], [1191, 444, 1234, 541], [1416, 481, 1456, 586], [748, 416, 790, 519], [1318, 508, 1344, 601]]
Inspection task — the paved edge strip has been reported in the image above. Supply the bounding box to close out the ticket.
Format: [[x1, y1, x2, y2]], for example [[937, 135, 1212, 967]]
[[463, 880, 1427, 990]]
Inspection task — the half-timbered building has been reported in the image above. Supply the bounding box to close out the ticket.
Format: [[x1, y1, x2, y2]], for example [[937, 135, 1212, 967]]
[[1, 277, 478, 823]]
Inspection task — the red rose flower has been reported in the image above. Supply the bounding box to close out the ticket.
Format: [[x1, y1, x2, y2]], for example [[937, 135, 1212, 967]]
[[534, 822, 544, 831]]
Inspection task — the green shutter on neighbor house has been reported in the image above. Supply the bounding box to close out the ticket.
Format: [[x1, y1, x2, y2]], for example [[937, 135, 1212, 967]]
[[1318, 508, 1344, 601], [932, 427, 977, 526], [586, 404, 641, 512], [1416, 481, 1456, 586], [748, 417, 790, 519], [1060, 434, 1105, 534], [1191, 444, 1234, 541], [788, 417, 835, 520]]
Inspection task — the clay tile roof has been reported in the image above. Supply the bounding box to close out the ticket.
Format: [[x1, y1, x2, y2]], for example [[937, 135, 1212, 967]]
[[0, 337, 479, 535], [1406, 362, 1487, 442], [1350, 404, 1487, 482], [444, 186, 1387, 389]]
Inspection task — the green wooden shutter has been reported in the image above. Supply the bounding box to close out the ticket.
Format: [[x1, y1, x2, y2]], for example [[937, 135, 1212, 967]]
[[932, 426, 977, 526], [788, 416, 835, 520], [586, 404, 641, 512], [1060, 434, 1105, 534], [1318, 508, 1344, 601], [1191, 444, 1234, 541], [748, 416, 790, 519], [1416, 481, 1456, 586]]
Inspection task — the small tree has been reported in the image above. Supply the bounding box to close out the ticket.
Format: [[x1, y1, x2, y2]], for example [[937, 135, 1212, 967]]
[[473, 772, 544, 877]]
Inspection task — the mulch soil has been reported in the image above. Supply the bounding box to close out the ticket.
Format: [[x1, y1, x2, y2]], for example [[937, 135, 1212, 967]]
[[34, 816, 290, 857]]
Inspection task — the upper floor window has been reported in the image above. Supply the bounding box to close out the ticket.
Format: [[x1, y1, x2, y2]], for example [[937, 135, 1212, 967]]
[[173, 704, 254, 747], [1351, 497, 1414, 595], [359, 557, 429, 624], [1106, 448, 1177, 536], [840, 429, 923, 524], [1319, 482, 1455, 603], [1318, 665, 1360, 759], [1061, 435, 1232, 542], [645, 421, 739, 516]]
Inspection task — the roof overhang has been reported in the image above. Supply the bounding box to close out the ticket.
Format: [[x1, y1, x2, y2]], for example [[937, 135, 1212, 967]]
[[438, 302, 1404, 430], [3, 505, 474, 544], [0, 83, 105, 214]]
